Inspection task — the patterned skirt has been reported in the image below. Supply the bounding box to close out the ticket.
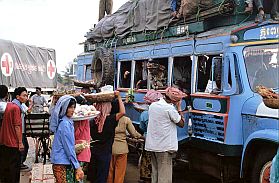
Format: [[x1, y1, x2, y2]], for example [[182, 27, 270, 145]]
[[52, 164, 76, 183], [140, 149, 152, 181]]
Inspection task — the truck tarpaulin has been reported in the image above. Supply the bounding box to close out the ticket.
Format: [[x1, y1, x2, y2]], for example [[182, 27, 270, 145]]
[[0, 39, 57, 89]]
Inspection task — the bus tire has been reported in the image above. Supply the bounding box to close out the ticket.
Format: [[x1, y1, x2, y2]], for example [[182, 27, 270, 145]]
[[92, 47, 114, 88], [251, 148, 276, 183]]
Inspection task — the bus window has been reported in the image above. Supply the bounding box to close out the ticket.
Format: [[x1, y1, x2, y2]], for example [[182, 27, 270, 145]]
[[196, 55, 222, 93], [84, 64, 92, 81], [119, 61, 132, 88], [135, 60, 148, 89], [172, 56, 192, 94], [147, 58, 168, 90], [244, 45, 279, 91]]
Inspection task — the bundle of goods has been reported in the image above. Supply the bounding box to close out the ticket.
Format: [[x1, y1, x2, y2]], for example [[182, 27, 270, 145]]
[[53, 90, 77, 97], [72, 104, 100, 121], [31, 163, 55, 183], [84, 91, 116, 103], [75, 140, 99, 154], [75, 141, 90, 154], [73, 79, 95, 87], [256, 85, 279, 109]]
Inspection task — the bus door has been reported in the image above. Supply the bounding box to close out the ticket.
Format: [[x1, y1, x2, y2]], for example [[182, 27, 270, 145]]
[[189, 51, 243, 144]]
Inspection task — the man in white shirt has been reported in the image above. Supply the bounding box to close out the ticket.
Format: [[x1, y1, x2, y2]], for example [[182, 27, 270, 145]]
[[145, 87, 186, 183], [30, 87, 49, 113]]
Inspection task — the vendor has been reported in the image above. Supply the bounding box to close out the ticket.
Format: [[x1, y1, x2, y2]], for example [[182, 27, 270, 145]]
[[73, 96, 91, 182], [30, 87, 49, 113], [50, 95, 84, 182]]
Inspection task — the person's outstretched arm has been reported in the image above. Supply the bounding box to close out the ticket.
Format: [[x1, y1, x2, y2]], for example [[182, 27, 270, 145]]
[[115, 91, 125, 121]]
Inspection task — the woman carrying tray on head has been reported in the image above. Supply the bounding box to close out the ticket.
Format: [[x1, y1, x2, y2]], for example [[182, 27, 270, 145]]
[[50, 95, 84, 183], [73, 96, 92, 181], [87, 91, 125, 183]]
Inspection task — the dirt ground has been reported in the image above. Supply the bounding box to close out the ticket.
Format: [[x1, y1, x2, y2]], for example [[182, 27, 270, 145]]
[[124, 152, 220, 183], [21, 138, 223, 183]]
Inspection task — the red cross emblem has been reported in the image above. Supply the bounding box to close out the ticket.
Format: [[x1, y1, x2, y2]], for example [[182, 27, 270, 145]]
[[1, 53, 14, 77], [47, 60, 56, 79]]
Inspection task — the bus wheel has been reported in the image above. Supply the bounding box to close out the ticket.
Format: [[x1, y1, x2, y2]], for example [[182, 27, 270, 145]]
[[251, 150, 274, 183]]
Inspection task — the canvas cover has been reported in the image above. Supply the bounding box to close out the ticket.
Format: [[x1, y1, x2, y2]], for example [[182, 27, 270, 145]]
[[87, 0, 173, 42], [178, 0, 213, 18], [0, 39, 57, 89]]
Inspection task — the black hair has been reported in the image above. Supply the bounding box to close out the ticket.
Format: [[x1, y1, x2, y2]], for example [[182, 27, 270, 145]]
[[110, 99, 119, 115], [75, 96, 86, 105], [0, 85, 8, 99], [36, 87, 42, 91], [164, 94, 171, 102], [67, 98, 76, 109], [13, 87, 27, 99]]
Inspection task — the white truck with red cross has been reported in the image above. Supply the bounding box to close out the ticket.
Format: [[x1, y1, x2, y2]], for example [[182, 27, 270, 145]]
[[0, 39, 57, 92]]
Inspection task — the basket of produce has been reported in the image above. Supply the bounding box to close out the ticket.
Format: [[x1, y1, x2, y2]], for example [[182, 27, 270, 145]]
[[52, 91, 81, 100], [263, 98, 279, 109], [53, 90, 76, 96], [84, 92, 116, 103], [73, 79, 95, 87], [256, 85, 279, 109], [72, 104, 100, 121]]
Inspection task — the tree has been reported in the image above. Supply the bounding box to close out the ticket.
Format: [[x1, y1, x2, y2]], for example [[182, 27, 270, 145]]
[[58, 58, 77, 90], [57, 73, 63, 84]]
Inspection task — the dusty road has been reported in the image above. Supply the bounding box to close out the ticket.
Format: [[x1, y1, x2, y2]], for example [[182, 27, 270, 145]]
[[23, 138, 234, 183], [124, 153, 220, 183]]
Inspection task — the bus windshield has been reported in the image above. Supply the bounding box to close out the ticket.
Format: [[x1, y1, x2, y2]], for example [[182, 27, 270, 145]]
[[244, 44, 279, 92]]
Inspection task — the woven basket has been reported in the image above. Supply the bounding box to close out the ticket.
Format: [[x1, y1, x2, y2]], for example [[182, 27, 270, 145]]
[[53, 93, 81, 101], [73, 80, 95, 87], [263, 98, 279, 109], [84, 92, 115, 103]]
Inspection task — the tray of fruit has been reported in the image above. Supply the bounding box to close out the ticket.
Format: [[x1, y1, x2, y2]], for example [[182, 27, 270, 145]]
[[72, 104, 100, 121]]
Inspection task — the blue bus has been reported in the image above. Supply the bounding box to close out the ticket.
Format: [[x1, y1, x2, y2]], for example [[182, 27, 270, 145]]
[[77, 10, 279, 183]]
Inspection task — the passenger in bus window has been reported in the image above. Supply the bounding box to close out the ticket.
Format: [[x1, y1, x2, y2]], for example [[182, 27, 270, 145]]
[[147, 62, 167, 90], [136, 61, 148, 89], [253, 52, 276, 89], [198, 56, 211, 91], [173, 57, 191, 93], [121, 71, 131, 88], [205, 58, 222, 94], [210, 75, 222, 95], [120, 61, 132, 88]]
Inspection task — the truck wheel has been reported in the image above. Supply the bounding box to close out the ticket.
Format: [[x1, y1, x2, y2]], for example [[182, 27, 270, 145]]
[[251, 149, 276, 183], [92, 47, 114, 88]]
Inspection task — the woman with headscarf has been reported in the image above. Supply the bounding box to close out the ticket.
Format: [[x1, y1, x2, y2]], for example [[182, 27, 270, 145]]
[[136, 90, 163, 183], [50, 95, 84, 183], [87, 91, 125, 183], [73, 96, 92, 181]]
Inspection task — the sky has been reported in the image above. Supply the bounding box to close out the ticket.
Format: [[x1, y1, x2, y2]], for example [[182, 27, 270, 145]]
[[0, 0, 127, 73]]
